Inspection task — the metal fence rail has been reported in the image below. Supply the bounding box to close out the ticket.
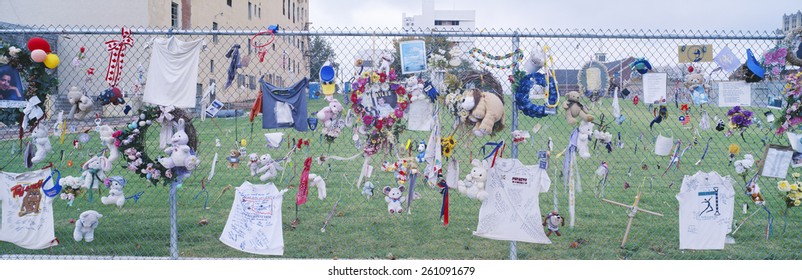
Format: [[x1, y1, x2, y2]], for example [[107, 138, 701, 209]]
[[0, 26, 799, 260]]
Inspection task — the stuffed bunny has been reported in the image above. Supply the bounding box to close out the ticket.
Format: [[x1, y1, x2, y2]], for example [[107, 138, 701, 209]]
[[30, 124, 52, 164], [457, 159, 488, 201], [73, 210, 103, 242], [316, 98, 343, 128], [98, 125, 119, 162], [82, 155, 111, 190], [158, 118, 199, 171], [101, 176, 126, 207]]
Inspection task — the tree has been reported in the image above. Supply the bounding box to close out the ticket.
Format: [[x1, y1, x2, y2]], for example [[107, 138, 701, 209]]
[[309, 35, 338, 81]]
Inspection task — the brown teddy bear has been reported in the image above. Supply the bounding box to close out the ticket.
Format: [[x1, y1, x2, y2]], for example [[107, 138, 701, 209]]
[[562, 91, 594, 125], [226, 149, 241, 168], [459, 89, 505, 136]]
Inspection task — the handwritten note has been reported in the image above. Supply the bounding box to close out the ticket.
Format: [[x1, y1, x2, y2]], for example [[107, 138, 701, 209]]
[[718, 81, 751, 107], [642, 73, 667, 104], [761, 146, 793, 179]]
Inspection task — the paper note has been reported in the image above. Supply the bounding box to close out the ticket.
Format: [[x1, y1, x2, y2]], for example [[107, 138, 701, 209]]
[[642, 73, 667, 104], [761, 147, 792, 178], [718, 82, 751, 107]]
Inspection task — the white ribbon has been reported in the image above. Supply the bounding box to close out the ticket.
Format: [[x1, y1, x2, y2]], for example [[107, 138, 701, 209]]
[[158, 105, 175, 149], [22, 96, 44, 130]]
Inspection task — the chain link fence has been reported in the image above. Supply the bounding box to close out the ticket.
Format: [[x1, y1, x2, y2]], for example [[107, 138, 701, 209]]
[[0, 25, 799, 260]]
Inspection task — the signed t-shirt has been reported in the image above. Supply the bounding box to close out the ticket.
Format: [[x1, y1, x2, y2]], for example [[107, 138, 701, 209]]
[[220, 181, 286, 255], [0, 169, 58, 250]]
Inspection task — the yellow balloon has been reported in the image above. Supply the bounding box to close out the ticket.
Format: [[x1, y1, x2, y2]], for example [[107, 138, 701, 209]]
[[44, 53, 60, 69], [240, 139, 247, 147]]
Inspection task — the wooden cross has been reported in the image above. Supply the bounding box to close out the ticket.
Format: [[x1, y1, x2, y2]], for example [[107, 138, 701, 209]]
[[602, 190, 663, 248]]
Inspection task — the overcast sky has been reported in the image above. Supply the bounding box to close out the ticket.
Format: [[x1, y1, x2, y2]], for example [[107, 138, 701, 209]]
[[310, 0, 799, 32]]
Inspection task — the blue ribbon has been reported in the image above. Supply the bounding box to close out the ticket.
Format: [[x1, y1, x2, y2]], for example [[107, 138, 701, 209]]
[[126, 191, 145, 203], [224, 44, 241, 89], [481, 141, 505, 160]]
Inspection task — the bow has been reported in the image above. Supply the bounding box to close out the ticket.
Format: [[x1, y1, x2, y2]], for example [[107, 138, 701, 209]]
[[22, 96, 44, 131], [158, 105, 176, 149], [104, 27, 134, 88]]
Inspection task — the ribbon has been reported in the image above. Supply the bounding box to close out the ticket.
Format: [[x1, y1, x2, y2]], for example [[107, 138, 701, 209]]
[[224, 44, 241, 89], [481, 141, 505, 167], [104, 27, 134, 88], [296, 157, 312, 206], [407, 173, 418, 213], [126, 191, 145, 203], [157, 105, 176, 149], [22, 96, 44, 131], [437, 171, 449, 226], [695, 137, 713, 165]]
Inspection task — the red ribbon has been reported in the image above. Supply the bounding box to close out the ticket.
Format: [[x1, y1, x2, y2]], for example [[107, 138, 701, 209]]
[[296, 157, 312, 206], [104, 27, 134, 87]]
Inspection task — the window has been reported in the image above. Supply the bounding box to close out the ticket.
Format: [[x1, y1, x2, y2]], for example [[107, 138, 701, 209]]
[[434, 20, 459, 26], [247, 38, 252, 54], [258, 7, 261, 18], [237, 74, 245, 87], [210, 59, 215, 73], [226, 0, 232, 7], [171, 2, 179, 28], [212, 22, 218, 43], [283, 0, 285, 15], [248, 2, 252, 20], [249, 75, 256, 90], [292, 2, 295, 23]]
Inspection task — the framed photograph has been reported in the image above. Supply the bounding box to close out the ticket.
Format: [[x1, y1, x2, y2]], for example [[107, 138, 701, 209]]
[[399, 40, 427, 74], [793, 151, 802, 168], [360, 90, 398, 118], [0, 65, 26, 108]]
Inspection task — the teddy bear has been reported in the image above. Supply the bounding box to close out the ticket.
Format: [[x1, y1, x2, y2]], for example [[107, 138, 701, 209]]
[[307, 173, 327, 200], [247, 153, 260, 176], [383, 185, 406, 214], [226, 149, 241, 169], [316, 98, 343, 128], [100, 176, 126, 207], [457, 159, 488, 201], [362, 181, 376, 199], [73, 210, 103, 242], [685, 72, 711, 105], [460, 89, 505, 136], [577, 120, 594, 159], [257, 154, 284, 181], [158, 118, 199, 171], [82, 155, 111, 191], [30, 123, 52, 164], [562, 91, 594, 125], [67, 86, 94, 120], [98, 125, 119, 163], [377, 51, 394, 77]]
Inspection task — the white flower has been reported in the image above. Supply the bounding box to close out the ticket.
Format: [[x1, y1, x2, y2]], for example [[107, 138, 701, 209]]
[[0, 55, 8, 64], [8, 46, 21, 57]]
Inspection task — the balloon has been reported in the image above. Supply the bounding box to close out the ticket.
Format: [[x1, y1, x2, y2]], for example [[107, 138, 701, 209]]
[[26, 37, 51, 53], [44, 53, 60, 68], [31, 49, 47, 62]]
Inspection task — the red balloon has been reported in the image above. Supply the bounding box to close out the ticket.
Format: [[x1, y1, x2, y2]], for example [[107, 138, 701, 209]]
[[26, 37, 52, 53]]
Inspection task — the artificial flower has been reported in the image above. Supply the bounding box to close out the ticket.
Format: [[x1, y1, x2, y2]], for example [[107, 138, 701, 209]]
[[0, 55, 8, 65], [8, 46, 21, 57], [778, 180, 791, 192]]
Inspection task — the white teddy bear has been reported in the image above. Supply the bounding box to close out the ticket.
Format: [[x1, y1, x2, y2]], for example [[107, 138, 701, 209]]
[[73, 210, 103, 242], [577, 120, 594, 159], [30, 124, 52, 164], [377, 51, 394, 77], [67, 86, 93, 120], [82, 155, 111, 190], [383, 185, 406, 214], [457, 159, 489, 201], [257, 154, 284, 181], [247, 153, 260, 176], [100, 176, 126, 207], [158, 118, 199, 171]]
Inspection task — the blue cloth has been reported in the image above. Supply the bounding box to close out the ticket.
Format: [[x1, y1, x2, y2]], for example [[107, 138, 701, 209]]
[[261, 77, 309, 132]]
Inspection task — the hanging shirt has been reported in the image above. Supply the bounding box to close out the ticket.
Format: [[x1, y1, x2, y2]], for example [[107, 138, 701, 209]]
[[474, 158, 552, 244], [143, 36, 206, 108], [0, 169, 59, 250], [220, 181, 286, 255], [676, 171, 735, 250], [261, 77, 309, 132]]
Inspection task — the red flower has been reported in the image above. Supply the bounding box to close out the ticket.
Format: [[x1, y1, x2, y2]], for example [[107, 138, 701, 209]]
[[395, 86, 406, 95], [375, 118, 384, 131], [399, 101, 409, 110], [350, 92, 359, 104], [379, 72, 387, 83]]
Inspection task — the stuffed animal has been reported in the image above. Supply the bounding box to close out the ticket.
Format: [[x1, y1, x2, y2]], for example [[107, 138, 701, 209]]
[[158, 119, 199, 171], [247, 153, 260, 176], [67, 86, 94, 120], [593, 129, 613, 153], [73, 210, 103, 242], [307, 173, 327, 200], [406, 76, 426, 102], [460, 89, 505, 136], [30, 124, 52, 164], [734, 154, 755, 175], [416, 141, 426, 163], [562, 91, 594, 125], [543, 210, 565, 237], [257, 154, 283, 181], [383, 185, 406, 214], [457, 159, 488, 201], [82, 155, 111, 190], [98, 125, 119, 162], [362, 181, 375, 199], [226, 149, 241, 168], [685, 72, 711, 105], [100, 176, 126, 207], [746, 181, 765, 205], [377, 52, 394, 77], [316, 98, 343, 128], [577, 120, 594, 159]]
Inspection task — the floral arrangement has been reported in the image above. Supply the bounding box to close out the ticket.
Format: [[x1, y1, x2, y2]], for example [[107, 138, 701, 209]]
[[321, 125, 341, 144], [762, 47, 788, 78], [349, 69, 409, 155], [0, 40, 59, 127], [777, 173, 802, 208], [440, 135, 456, 158], [428, 48, 449, 70], [726, 106, 753, 133], [775, 72, 802, 135]]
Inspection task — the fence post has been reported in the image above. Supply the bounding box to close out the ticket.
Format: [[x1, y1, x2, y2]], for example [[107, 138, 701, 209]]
[[509, 31, 520, 261], [170, 183, 179, 259]]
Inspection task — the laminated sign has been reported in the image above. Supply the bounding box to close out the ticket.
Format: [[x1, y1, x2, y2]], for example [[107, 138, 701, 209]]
[[678, 44, 713, 63]]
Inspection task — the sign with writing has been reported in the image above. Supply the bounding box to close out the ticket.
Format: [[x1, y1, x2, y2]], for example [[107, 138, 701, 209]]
[[678, 44, 713, 63]]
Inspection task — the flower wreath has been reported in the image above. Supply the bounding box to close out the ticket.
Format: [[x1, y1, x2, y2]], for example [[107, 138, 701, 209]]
[[0, 40, 59, 127], [783, 27, 802, 67], [113, 106, 198, 186], [349, 69, 409, 155], [511, 70, 560, 118]]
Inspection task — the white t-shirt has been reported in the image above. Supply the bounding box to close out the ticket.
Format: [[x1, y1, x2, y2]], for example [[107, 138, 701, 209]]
[[0, 169, 58, 250], [676, 171, 735, 250], [474, 158, 552, 244], [143, 36, 206, 108], [220, 181, 285, 255]]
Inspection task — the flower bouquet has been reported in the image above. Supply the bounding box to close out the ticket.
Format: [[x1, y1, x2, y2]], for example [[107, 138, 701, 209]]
[[762, 47, 788, 79], [776, 73, 802, 135], [726, 106, 753, 140], [778, 173, 802, 210]]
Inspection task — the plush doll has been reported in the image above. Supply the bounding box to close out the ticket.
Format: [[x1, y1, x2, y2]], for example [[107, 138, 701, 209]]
[[100, 176, 126, 207], [377, 52, 394, 77], [257, 154, 283, 181], [416, 141, 426, 163], [562, 91, 594, 125], [383, 185, 406, 214], [593, 129, 613, 153], [316, 98, 343, 128], [460, 89, 505, 136], [407, 76, 426, 102], [82, 155, 111, 190], [307, 173, 327, 200], [734, 154, 755, 175], [158, 119, 199, 171], [577, 120, 594, 159], [362, 181, 375, 199], [247, 153, 260, 176], [30, 124, 52, 164], [685, 72, 711, 105], [226, 149, 241, 168], [457, 159, 488, 201], [543, 210, 565, 237], [67, 86, 94, 120], [98, 125, 119, 162], [746, 181, 765, 205], [73, 210, 103, 242]]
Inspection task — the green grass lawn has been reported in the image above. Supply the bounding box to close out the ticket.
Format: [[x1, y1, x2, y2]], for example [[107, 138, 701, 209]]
[[2, 94, 802, 260]]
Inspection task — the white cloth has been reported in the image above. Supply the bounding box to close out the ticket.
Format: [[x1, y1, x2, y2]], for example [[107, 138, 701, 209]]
[[220, 181, 285, 255], [406, 99, 433, 131], [474, 158, 552, 244], [143, 36, 205, 108], [0, 169, 58, 250], [676, 171, 735, 250]]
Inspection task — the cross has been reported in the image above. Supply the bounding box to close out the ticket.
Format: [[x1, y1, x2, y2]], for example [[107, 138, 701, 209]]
[[602, 188, 663, 248]]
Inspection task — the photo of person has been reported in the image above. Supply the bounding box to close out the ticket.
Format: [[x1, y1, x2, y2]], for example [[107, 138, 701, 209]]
[[399, 40, 427, 74], [359, 91, 397, 118], [0, 65, 24, 101], [792, 151, 802, 168]]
